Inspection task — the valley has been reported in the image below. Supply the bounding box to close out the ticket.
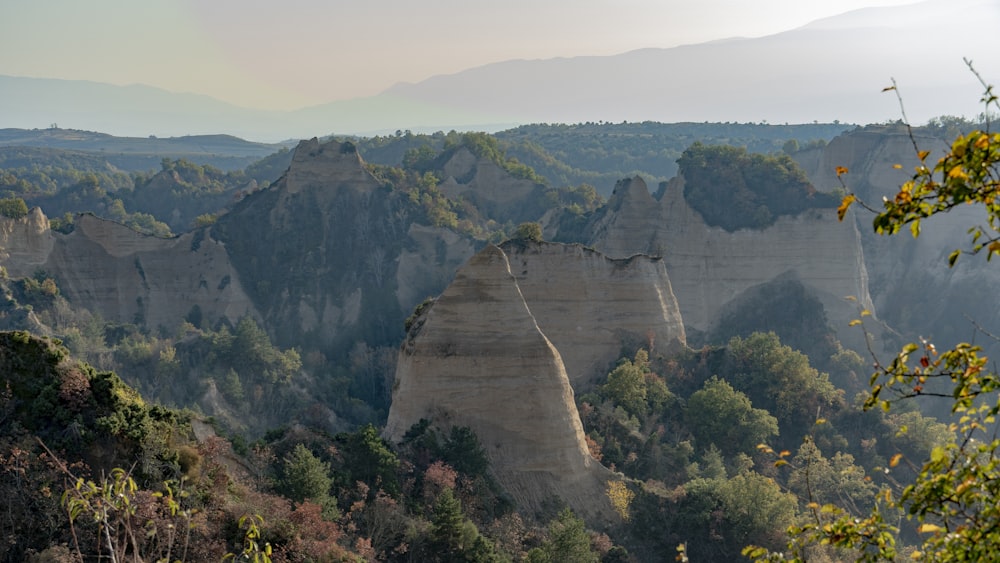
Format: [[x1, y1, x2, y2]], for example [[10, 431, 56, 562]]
[[0, 120, 995, 562]]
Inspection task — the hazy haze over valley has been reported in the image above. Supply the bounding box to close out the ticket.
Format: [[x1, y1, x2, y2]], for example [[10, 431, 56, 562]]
[[3, 0, 997, 140]]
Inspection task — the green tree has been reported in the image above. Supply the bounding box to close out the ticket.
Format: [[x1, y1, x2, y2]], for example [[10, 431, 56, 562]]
[[725, 332, 842, 444], [717, 472, 798, 552], [431, 488, 468, 558], [747, 77, 1000, 562], [511, 221, 543, 242], [280, 444, 333, 506], [429, 488, 501, 562], [335, 424, 401, 497], [677, 143, 836, 231], [601, 357, 647, 418], [440, 426, 489, 478], [786, 438, 877, 517], [0, 196, 29, 218], [685, 376, 778, 455], [528, 508, 599, 563]]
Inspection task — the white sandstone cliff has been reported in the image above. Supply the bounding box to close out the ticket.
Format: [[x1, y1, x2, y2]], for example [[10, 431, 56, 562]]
[[385, 244, 619, 524]]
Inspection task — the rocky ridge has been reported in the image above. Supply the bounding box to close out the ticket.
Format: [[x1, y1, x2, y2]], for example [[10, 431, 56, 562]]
[[0, 209, 257, 332], [583, 176, 875, 353], [384, 244, 618, 523], [211, 138, 479, 351], [795, 127, 1000, 351], [437, 146, 547, 224]]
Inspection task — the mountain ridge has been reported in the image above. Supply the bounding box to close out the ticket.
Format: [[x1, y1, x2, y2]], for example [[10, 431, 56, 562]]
[[3, 0, 994, 140]]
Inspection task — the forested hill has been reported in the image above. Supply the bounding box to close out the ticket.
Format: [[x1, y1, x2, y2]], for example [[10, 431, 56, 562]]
[[0, 119, 995, 561], [0, 128, 293, 171], [351, 121, 852, 195]]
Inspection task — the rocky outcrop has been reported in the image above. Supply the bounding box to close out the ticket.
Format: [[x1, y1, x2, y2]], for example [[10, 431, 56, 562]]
[[585, 176, 875, 353], [0, 207, 54, 272], [795, 127, 1000, 353], [0, 211, 258, 331], [437, 147, 546, 224], [211, 138, 478, 351], [499, 240, 686, 387], [396, 223, 477, 316], [0, 137, 483, 361], [385, 245, 617, 523]]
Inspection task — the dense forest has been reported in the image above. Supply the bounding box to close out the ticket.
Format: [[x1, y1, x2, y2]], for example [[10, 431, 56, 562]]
[[0, 117, 996, 562]]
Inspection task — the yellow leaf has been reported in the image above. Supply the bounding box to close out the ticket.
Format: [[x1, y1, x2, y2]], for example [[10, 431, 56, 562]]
[[849, 319, 862, 326], [861, 309, 871, 317], [774, 460, 788, 467], [815, 417, 827, 425], [890, 453, 903, 467], [975, 134, 990, 149], [989, 241, 1000, 255], [835, 166, 849, 176], [893, 163, 903, 169], [918, 150, 930, 161], [779, 450, 791, 458], [948, 165, 968, 180], [837, 194, 856, 221], [918, 523, 943, 533]]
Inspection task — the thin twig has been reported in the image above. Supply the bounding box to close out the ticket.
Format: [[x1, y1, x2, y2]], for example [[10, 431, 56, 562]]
[[885, 78, 923, 160]]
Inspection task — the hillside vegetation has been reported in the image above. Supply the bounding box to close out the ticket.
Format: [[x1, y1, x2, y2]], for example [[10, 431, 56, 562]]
[[0, 118, 988, 561]]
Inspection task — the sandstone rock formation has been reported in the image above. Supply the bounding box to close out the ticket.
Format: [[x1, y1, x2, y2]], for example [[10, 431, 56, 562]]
[[795, 126, 1000, 353], [210, 138, 478, 351], [0, 210, 257, 331], [584, 176, 875, 353], [499, 239, 686, 388], [385, 244, 618, 524], [437, 146, 546, 224], [0, 207, 54, 270]]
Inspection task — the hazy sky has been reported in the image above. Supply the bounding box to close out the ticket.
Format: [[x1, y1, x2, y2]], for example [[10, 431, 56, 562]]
[[2, 0, 921, 111]]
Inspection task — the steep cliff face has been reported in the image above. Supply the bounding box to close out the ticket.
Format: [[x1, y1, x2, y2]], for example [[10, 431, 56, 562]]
[[0, 207, 54, 273], [385, 245, 616, 523], [499, 240, 686, 388], [795, 127, 1000, 351], [585, 176, 874, 352], [211, 138, 478, 352], [437, 146, 547, 224], [0, 211, 257, 331], [395, 223, 477, 314]]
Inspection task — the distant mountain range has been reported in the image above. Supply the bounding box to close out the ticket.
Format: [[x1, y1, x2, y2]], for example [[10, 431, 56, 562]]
[[2, 0, 996, 142]]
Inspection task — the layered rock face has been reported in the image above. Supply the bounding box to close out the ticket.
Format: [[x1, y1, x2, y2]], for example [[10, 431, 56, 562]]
[[211, 138, 477, 351], [0, 207, 54, 270], [385, 244, 617, 523], [0, 211, 257, 331], [437, 146, 545, 224], [795, 127, 1000, 352], [1, 138, 482, 358], [585, 176, 875, 352], [499, 240, 686, 388]]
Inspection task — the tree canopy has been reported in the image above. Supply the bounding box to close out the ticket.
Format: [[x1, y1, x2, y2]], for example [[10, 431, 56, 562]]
[[678, 142, 838, 231]]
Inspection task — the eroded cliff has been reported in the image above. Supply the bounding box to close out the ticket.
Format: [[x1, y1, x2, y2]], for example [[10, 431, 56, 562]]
[[0, 210, 258, 331], [210, 138, 478, 352], [499, 239, 686, 388], [795, 126, 1000, 352], [385, 244, 617, 523], [585, 176, 875, 353]]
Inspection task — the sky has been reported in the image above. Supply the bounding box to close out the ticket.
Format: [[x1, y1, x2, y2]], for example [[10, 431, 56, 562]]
[[1, 0, 922, 111]]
